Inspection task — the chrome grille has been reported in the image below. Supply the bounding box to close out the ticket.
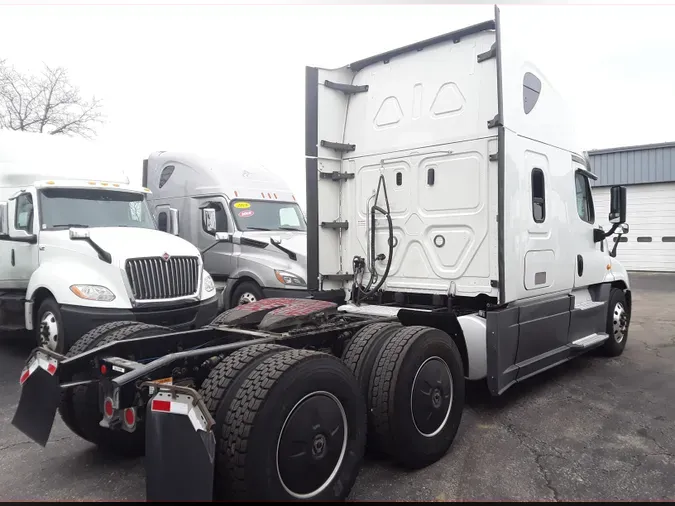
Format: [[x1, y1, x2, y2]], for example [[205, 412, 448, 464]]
[[125, 256, 199, 300]]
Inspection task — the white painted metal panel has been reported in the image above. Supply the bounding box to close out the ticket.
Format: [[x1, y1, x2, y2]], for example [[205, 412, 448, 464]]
[[313, 27, 499, 298]]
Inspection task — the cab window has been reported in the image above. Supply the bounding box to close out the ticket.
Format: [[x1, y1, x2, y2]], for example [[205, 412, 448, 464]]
[[575, 171, 595, 224], [15, 193, 34, 231]]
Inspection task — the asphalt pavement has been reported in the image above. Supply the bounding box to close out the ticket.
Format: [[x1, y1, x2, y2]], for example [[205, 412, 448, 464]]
[[1, 272, 674, 501]]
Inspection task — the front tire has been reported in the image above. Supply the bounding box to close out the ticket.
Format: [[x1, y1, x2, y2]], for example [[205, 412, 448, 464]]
[[369, 326, 465, 470], [36, 297, 66, 353], [231, 281, 264, 307], [601, 288, 630, 357], [220, 349, 367, 501]]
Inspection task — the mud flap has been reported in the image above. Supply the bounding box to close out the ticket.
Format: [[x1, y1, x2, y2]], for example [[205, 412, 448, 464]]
[[144, 387, 216, 501], [11, 353, 61, 447]]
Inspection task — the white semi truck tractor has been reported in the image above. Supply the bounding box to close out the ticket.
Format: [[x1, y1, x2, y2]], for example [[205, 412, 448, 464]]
[[0, 130, 221, 353]]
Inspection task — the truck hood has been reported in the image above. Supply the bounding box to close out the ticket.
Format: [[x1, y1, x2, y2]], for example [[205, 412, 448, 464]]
[[242, 231, 307, 261], [40, 227, 200, 266]]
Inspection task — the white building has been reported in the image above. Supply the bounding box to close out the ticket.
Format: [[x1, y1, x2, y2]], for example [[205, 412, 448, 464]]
[[589, 141, 675, 272]]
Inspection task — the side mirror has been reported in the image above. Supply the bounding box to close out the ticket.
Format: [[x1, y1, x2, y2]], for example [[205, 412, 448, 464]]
[[202, 208, 217, 234], [168, 208, 180, 236], [215, 232, 232, 242], [609, 185, 627, 224], [0, 202, 8, 236]]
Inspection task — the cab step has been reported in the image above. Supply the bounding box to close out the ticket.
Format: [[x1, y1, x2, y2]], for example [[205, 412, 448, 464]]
[[570, 332, 609, 349]]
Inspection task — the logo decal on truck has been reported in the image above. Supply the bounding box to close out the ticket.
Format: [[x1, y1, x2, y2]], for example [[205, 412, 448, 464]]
[[238, 210, 254, 218], [234, 202, 251, 209], [162, 252, 170, 262]]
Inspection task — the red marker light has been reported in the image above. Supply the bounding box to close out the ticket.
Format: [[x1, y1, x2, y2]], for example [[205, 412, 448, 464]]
[[151, 399, 171, 412], [104, 398, 114, 417], [100, 364, 107, 375], [124, 408, 135, 426]]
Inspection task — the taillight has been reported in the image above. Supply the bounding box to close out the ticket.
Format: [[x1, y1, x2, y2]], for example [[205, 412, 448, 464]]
[[100, 364, 107, 375], [123, 408, 136, 429], [104, 398, 114, 418]]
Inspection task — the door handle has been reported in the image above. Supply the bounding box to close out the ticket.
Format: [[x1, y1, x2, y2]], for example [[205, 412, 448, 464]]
[[11, 249, 15, 267], [577, 254, 583, 277]]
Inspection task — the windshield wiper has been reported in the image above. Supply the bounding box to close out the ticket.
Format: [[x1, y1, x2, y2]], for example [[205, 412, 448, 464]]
[[50, 223, 89, 229], [245, 226, 272, 231], [278, 226, 303, 231]]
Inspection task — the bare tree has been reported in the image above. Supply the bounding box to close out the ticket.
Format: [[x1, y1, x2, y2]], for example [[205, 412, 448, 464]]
[[0, 59, 104, 139]]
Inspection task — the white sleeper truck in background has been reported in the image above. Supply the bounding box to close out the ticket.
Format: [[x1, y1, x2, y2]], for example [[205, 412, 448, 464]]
[[0, 130, 220, 353], [305, 5, 632, 394]]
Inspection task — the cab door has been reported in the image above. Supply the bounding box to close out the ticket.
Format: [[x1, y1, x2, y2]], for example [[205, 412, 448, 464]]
[[5, 190, 39, 290], [195, 196, 235, 279], [571, 162, 611, 289]]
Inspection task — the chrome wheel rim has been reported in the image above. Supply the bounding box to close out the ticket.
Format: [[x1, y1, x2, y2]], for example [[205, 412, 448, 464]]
[[276, 391, 348, 499], [39, 311, 59, 351], [410, 356, 453, 438], [238, 292, 257, 305], [613, 302, 628, 343]]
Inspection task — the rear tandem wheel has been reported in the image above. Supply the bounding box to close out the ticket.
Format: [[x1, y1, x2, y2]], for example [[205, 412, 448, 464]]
[[58, 321, 172, 457], [368, 325, 466, 469], [199, 343, 292, 499], [217, 349, 367, 501]]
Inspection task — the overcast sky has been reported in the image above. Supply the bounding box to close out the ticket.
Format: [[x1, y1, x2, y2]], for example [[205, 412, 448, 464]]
[[1, 2, 674, 207]]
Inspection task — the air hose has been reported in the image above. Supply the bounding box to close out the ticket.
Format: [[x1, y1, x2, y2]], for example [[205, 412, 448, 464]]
[[354, 173, 394, 303]]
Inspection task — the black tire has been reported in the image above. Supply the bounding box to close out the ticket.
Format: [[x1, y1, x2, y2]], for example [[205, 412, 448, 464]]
[[58, 322, 171, 457], [220, 349, 367, 501], [35, 296, 67, 354], [199, 343, 291, 499], [369, 326, 465, 470], [341, 321, 401, 456], [231, 281, 264, 308], [59, 321, 141, 438], [601, 288, 630, 357], [341, 322, 402, 398]]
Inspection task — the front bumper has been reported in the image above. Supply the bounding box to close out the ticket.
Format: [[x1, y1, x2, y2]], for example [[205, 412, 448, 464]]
[[60, 296, 219, 345]]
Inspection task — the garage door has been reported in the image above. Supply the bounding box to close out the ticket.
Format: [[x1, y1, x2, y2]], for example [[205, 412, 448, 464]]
[[593, 182, 675, 272]]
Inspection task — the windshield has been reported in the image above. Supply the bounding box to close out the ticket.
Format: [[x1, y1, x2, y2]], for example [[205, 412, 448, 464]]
[[229, 199, 306, 232], [38, 188, 156, 230]]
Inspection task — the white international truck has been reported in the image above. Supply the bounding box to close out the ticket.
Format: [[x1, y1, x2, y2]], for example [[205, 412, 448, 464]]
[[0, 130, 220, 353], [12, 7, 632, 502], [142, 151, 311, 311]]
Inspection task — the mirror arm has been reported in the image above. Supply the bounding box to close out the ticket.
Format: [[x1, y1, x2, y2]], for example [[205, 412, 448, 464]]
[[269, 238, 297, 261], [594, 223, 621, 242], [609, 232, 625, 258], [200, 240, 221, 257]]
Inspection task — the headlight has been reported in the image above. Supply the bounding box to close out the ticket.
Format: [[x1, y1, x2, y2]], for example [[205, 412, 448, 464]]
[[70, 284, 116, 302], [202, 271, 215, 293], [274, 270, 306, 287]]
